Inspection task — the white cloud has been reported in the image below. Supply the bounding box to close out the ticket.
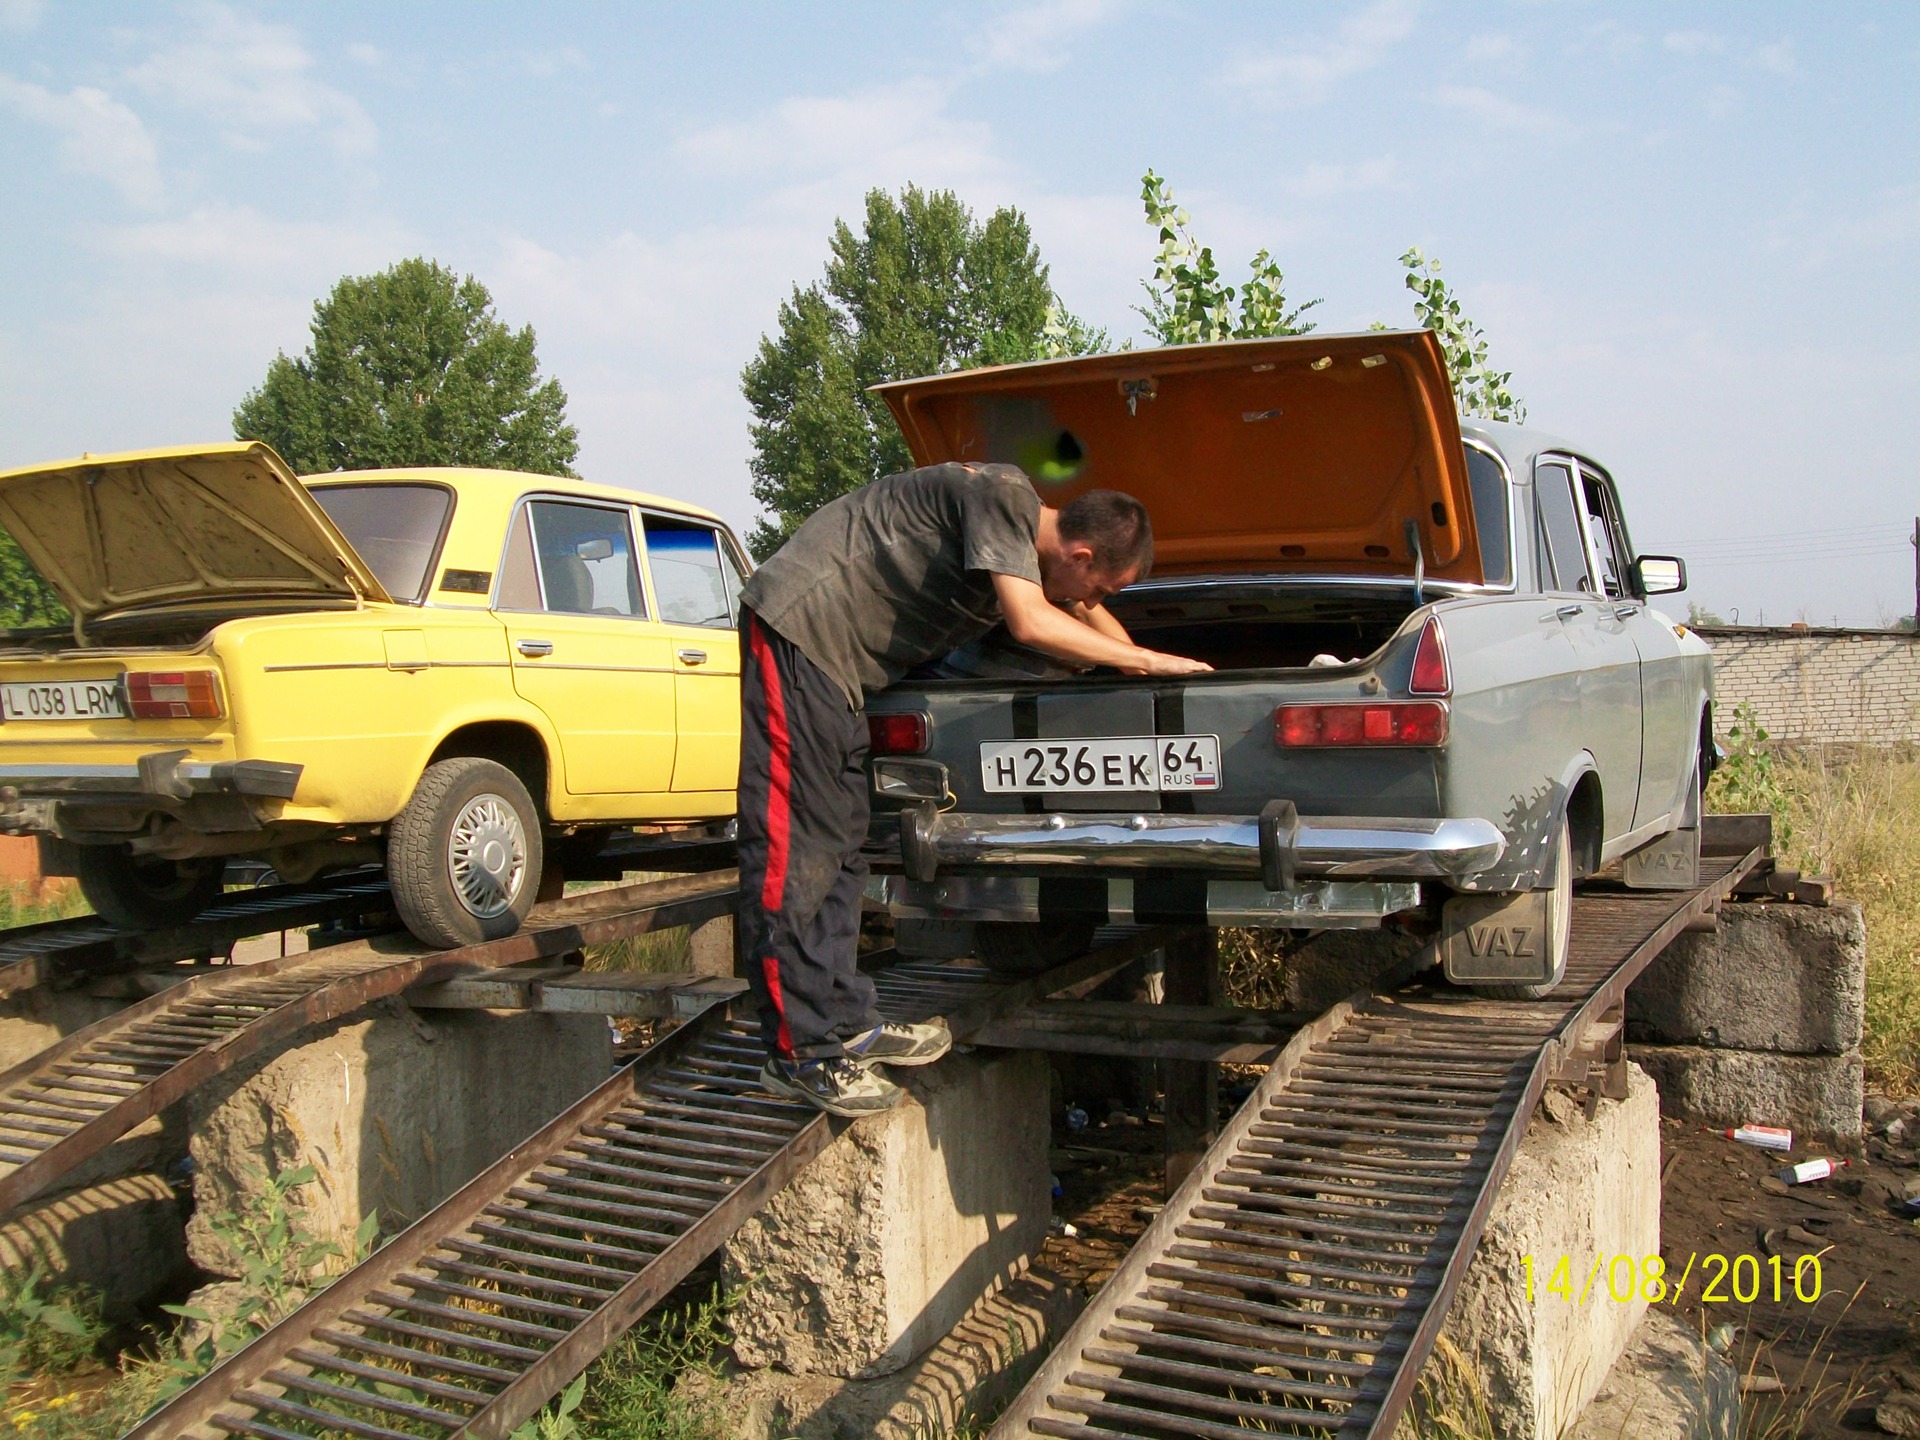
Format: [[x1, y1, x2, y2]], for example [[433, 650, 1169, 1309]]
[[1662, 31, 1725, 57], [1752, 40, 1797, 76], [0, 76, 162, 205], [522, 46, 591, 79], [0, 0, 43, 31], [95, 203, 419, 275], [1464, 33, 1519, 64], [1286, 156, 1398, 198], [970, 0, 1120, 74], [126, 3, 376, 156], [1432, 85, 1571, 136], [674, 79, 1001, 198], [345, 42, 385, 68], [1228, 0, 1419, 106]]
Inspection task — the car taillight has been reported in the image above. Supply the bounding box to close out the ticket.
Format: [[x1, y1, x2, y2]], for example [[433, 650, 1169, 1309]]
[[1275, 701, 1448, 748], [868, 712, 929, 756], [1409, 615, 1451, 696], [125, 671, 224, 720]]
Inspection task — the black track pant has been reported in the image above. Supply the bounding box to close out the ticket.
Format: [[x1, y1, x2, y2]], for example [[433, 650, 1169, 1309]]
[[736, 609, 880, 1063]]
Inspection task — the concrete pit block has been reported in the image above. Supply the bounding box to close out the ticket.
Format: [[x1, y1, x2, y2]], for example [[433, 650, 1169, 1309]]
[[1628, 902, 1865, 1054], [1405, 1064, 1661, 1440], [0, 986, 131, 1075], [1569, 1307, 1739, 1440], [1631, 1043, 1863, 1145], [186, 999, 609, 1276], [0, 1172, 189, 1316], [724, 1047, 1050, 1380], [1282, 928, 1426, 1014]]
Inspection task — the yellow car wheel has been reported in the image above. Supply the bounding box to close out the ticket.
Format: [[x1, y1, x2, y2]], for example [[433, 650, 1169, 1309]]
[[388, 757, 544, 949], [74, 848, 224, 931]]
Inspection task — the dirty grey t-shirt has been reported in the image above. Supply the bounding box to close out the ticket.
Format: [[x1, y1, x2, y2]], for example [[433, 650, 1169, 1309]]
[[741, 462, 1042, 707]]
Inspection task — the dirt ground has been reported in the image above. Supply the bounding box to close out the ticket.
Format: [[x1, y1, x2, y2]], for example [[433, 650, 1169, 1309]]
[[1660, 1103, 1920, 1437], [1031, 1077, 1920, 1438]]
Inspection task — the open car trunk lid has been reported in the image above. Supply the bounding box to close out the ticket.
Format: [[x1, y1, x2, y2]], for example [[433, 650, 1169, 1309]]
[[0, 441, 391, 629], [873, 329, 1483, 584]]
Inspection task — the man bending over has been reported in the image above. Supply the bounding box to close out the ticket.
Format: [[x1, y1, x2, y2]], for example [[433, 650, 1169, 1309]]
[[737, 461, 1210, 1116]]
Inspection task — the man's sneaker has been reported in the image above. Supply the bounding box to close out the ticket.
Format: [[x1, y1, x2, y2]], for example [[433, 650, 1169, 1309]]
[[760, 1057, 905, 1117], [845, 1020, 953, 1068]]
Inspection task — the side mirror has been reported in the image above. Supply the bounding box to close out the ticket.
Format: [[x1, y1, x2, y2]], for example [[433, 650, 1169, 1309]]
[[1633, 555, 1687, 595]]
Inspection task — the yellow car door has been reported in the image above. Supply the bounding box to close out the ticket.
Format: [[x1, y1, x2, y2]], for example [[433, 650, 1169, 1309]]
[[639, 512, 744, 793], [495, 497, 675, 796]]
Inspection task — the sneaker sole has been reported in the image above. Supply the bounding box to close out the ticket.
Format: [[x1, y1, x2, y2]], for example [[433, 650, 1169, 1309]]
[[759, 1066, 905, 1119]]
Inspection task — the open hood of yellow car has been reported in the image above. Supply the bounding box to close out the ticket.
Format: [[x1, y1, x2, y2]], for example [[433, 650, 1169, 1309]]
[[0, 441, 391, 626], [872, 330, 1483, 583]]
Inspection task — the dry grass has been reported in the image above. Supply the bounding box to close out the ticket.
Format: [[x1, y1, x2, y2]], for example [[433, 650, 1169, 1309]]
[[0, 883, 90, 930], [1713, 747, 1920, 1094]]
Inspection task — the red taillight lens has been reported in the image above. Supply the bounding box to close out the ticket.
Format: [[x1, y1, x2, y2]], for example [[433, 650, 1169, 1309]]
[[1275, 701, 1448, 748], [867, 712, 929, 756], [1409, 616, 1451, 696], [125, 671, 224, 720]]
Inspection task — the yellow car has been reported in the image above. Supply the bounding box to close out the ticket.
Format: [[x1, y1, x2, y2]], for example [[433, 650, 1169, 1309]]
[[0, 442, 747, 947]]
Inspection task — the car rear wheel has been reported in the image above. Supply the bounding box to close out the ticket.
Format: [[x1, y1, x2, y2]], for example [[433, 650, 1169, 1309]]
[[975, 918, 1099, 976], [1471, 821, 1573, 1001], [75, 848, 225, 930], [388, 757, 543, 949]]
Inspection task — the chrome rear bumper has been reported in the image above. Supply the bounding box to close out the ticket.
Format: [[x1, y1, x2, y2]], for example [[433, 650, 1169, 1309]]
[[0, 754, 301, 801], [898, 806, 1505, 885]]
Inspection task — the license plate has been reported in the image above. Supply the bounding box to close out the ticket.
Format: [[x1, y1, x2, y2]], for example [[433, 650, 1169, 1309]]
[[980, 735, 1222, 793], [0, 680, 127, 722]]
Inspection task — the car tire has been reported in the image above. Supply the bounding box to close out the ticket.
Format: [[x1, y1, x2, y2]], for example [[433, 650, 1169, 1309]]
[[388, 757, 543, 949], [976, 918, 1099, 976], [75, 848, 225, 931], [1471, 821, 1573, 1001]]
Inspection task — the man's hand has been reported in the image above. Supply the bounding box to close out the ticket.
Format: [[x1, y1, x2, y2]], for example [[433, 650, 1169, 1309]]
[[992, 573, 1213, 675]]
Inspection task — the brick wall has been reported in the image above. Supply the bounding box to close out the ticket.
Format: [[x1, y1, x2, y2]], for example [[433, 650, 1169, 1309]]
[[1697, 625, 1920, 745]]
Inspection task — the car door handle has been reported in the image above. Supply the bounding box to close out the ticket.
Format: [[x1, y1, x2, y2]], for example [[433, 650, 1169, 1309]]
[[1555, 604, 1585, 620], [1612, 604, 1639, 620], [676, 648, 709, 666], [516, 639, 554, 657]]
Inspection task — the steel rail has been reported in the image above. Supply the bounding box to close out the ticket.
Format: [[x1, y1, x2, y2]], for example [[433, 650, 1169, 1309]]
[[126, 929, 1170, 1440], [0, 871, 739, 1217], [988, 847, 1763, 1440]]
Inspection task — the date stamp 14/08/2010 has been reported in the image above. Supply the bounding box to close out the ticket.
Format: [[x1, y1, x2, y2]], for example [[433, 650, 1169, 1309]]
[[1524, 1253, 1826, 1307]]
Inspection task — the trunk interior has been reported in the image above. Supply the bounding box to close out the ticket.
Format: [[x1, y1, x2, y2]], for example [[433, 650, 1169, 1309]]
[[915, 581, 1422, 681]]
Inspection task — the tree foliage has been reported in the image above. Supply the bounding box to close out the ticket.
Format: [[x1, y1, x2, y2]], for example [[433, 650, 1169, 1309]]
[[233, 258, 578, 477], [0, 534, 67, 632], [1398, 246, 1525, 423], [1135, 169, 1320, 345], [742, 186, 1092, 557]]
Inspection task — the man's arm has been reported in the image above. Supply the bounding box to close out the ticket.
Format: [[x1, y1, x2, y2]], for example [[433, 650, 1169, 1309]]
[[1067, 600, 1133, 645], [992, 573, 1212, 676]]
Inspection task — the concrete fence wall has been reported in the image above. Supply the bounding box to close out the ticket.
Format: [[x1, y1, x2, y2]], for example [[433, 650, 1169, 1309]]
[[1697, 625, 1920, 746]]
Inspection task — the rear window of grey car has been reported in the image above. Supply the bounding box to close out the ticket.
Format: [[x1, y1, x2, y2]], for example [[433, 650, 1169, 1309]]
[[309, 483, 452, 603], [1463, 447, 1512, 587]]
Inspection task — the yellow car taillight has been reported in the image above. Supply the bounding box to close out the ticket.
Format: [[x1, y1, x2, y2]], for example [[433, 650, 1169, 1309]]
[[125, 671, 224, 720]]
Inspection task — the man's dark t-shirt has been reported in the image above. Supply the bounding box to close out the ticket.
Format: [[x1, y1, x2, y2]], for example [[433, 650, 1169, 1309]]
[[741, 463, 1042, 708]]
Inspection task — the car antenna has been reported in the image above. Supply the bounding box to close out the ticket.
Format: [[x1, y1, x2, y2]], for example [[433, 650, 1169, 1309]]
[[1403, 518, 1425, 608]]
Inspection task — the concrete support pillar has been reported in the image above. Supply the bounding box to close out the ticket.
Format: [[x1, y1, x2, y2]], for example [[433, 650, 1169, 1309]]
[[1405, 1064, 1662, 1440], [185, 1000, 610, 1274], [724, 1047, 1050, 1379], [687, 914, 736, 979]]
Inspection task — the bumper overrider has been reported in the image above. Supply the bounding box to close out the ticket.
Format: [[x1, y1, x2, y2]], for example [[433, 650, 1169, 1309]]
[[896, 800, 1505, 887], [0, 750, 302, 835]]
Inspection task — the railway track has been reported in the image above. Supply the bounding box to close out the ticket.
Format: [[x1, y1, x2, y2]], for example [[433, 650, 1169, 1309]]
[[0, 871, 738, 1217], [125, 930, 1169, 1440], [987, 845, 1762, 1440]]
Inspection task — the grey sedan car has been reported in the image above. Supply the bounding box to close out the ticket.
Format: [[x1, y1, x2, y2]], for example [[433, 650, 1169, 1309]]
[[860, 331, 1711, 997]]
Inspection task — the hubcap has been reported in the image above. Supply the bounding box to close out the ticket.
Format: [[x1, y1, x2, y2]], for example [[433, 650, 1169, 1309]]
[[446, 793, 527, 918]]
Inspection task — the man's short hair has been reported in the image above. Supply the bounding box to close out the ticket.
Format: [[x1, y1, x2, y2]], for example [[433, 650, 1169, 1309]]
[[1057, 489, 1153, 580]]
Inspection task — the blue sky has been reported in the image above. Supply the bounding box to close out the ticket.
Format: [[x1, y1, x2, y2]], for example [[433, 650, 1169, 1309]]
[[3, 1, 1916, 624]]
